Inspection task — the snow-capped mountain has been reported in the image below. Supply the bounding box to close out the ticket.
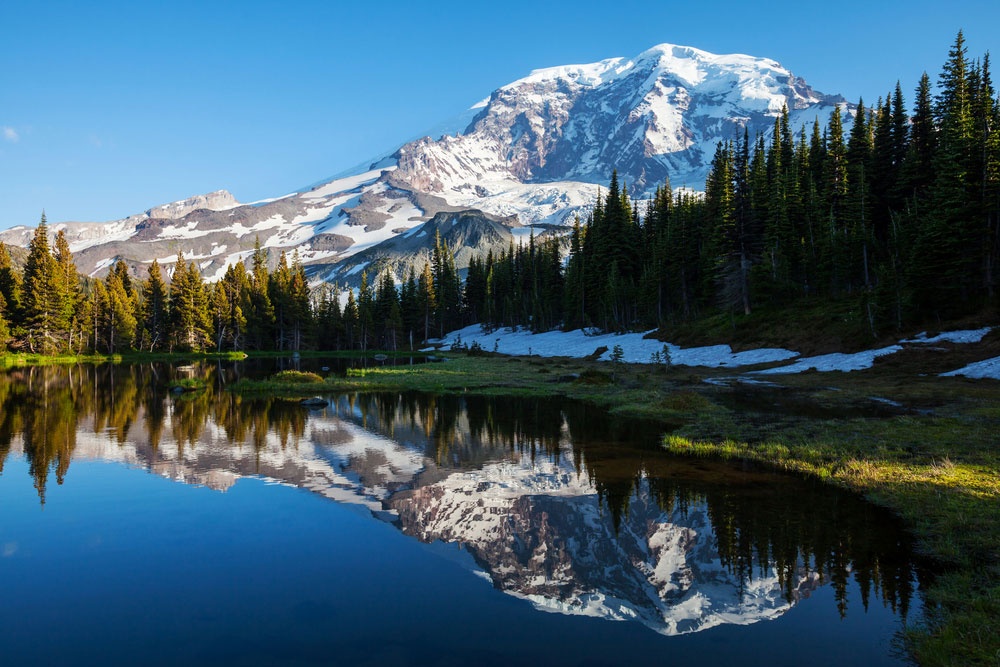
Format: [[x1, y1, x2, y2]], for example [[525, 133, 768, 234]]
[[0, 43, 848, 284], [391, 43, 845, 197]]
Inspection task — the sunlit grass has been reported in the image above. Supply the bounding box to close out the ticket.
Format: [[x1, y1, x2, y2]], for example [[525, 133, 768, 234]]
[[664, 427, 1000, 666], [0, 350, 247, 368]]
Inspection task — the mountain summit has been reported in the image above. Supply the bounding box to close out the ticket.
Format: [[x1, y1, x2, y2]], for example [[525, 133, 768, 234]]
[[1, 43, 848, 282], [393, 43, 845, 199]]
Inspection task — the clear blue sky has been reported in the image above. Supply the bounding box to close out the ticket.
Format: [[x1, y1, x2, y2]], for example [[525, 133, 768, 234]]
[[1, 0, 997, 230]]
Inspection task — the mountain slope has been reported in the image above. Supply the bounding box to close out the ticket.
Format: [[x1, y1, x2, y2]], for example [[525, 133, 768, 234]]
[[391, 43, 846, 198], [0, 43, 850, 283]]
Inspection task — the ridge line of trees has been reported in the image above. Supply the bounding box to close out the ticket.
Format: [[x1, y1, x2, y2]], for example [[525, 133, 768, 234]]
[[1, 32, 995, 354]]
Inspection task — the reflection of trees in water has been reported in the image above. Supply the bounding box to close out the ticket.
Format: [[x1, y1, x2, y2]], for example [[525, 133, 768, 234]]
[[0, 363, 314, 500], [0, 367, 922, 618], [342, 392, 922, 620], [1, 366, 80, 504]]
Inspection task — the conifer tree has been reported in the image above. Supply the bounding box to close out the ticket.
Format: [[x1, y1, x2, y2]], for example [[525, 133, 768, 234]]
[[53, 230, 83, 352], [0, 243, 22, 333], [374, 270, 402, 350], [705, 142, 747, 313], [21, 215, 62, 353], [357, 271, 375, 351], [432, 231, 461, 336], [912, 31, 979, 314], [288, 254, 311, 351], [400, 267, 420, 349], [210, 281, 232, 353], [343, 289, 359, 348], [417, 262, 436, 342], [902, 73, 938, 202], [139, 259, 169, 351], [269, 251, 293, 351], [97, 261, 137, 353], [563, 215, 587, 329], [246, 237, 274, 349], [0, 290, 9, 350], [218, 261, 249, 352], [823, 106, 849, 292], [313, 282, 343, 350], [846, 98, 874, 290], [972, 53, 1000, 299], [169, 254, 212, 351]]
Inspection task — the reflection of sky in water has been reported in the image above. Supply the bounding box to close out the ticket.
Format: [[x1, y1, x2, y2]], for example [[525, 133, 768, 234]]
[[0, 368, 922, 665]]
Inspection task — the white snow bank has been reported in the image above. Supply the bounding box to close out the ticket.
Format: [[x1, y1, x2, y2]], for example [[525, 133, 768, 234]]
[[430, 324, 998, 376], [431, 325, 797, 368], [940, 356, 1000, 380], [752, 346, 902, 375], [903, 327, 993, 345]]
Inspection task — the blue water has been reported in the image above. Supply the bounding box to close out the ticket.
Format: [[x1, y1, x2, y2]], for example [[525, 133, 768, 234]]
[[0, 458, 914, 667], [0, 366, 923, 666]]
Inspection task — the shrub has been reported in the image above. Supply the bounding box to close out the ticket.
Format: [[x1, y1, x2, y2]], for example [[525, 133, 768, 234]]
[[272, 370, 324, 384]]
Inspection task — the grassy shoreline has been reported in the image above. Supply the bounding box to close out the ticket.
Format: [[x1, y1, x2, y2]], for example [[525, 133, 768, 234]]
[[234, 350, 999, 666], [0, 350, 250, 368], [0, 349, 428, 369]]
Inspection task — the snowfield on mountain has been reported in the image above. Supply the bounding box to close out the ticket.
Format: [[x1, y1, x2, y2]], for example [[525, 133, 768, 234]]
[[0, 43, 850, 288]]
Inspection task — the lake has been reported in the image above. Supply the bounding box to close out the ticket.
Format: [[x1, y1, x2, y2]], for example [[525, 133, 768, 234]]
[[0, 362, 925, 666]]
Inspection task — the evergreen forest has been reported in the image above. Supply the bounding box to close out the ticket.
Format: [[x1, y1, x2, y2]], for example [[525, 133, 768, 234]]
[[0, 32, 995, 356]]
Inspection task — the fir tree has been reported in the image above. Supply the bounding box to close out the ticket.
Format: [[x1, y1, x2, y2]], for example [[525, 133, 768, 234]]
[[246, 237, 274, 349], [21, 214, 62, 353], [97, 261, 137, 353], [139, 259, 169, 351], [53, 230, 83, 352], [169, 254, 212, 351], [0, 243, 22, 334]]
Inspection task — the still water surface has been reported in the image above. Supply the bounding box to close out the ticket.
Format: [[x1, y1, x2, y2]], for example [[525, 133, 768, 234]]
[[0, 363, 924, 666]]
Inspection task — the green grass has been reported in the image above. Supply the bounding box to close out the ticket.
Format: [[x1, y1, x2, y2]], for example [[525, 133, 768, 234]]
[[663, 411, 1000, 666], [0, 350, 247, 368], [237, 349, 431, 359], [168, 377, 208, 392], [271, 370, 324, 384]]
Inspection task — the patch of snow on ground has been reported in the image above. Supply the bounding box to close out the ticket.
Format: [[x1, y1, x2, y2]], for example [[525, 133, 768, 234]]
[[431, 325, 797, 368], [752, 346, 902, 375], [430, 324, 998, 375], [903, 327, 993, 344], [940, 356, 1000, 380]]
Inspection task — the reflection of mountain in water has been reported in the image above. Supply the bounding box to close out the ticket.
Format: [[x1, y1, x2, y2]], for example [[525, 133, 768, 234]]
[[391, 460, 822, 635], [0, 365, 919, 636]]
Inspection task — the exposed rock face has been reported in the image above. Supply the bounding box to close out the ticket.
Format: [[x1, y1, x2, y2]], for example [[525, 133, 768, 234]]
[[314, 209, 531, 287], [145, 190, 239, 220], [0, 43, 849, 284], [390, 43, 847, 198]]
